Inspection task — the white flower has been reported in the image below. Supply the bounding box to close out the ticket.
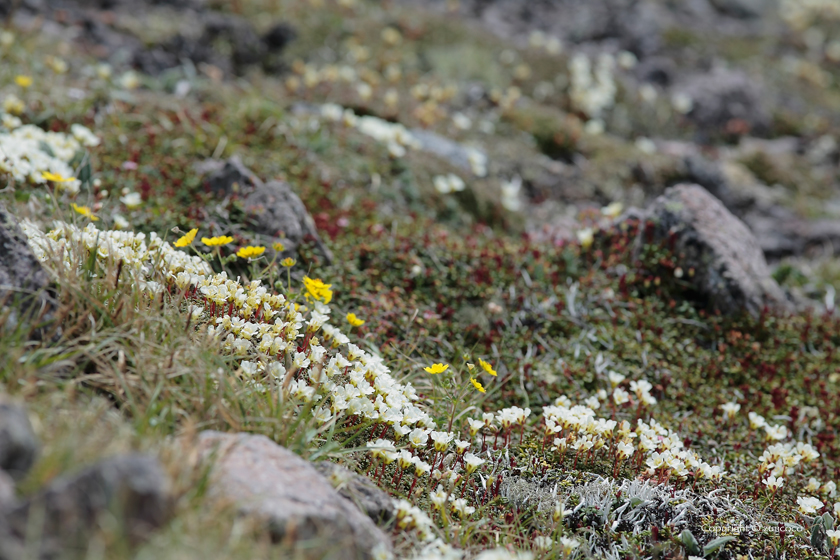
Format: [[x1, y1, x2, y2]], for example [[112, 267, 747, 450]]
[[112, 214, 129, 230], [449, 497, 475, 517], [827, 529, 840, 547], [454, 439, 470, 454], [797, 495, 824, 515], [533, 536, 552, 550], [613, 387, 629, 405], [806, 478, 821, 493], [463, 452, 485, 475], [576, 227, 594, 249], [409, 427, 430, 448], [429, 485, 448, 510], [120, 191, 142, 209], [763, 475, 784, 491], [431, 430, 455, 452], [721, 402, 741, 420], [467, 418, 484, 435], [764, 424, 788, 441], [617, 441, 634, 459], [748, 411, 766, 430], [559, 537, 580, 557]]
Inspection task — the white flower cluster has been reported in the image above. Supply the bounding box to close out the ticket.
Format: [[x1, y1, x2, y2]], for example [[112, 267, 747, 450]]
[[22, 220, 210, 288], [568, 53, 616, 121], [321, 103, 420, 158], [0, 122, 99, 193], [543, 395, 724, 483]]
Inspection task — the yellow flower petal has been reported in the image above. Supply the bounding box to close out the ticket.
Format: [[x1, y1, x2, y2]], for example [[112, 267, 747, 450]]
[[470, 377, 486, 393], [71, 203, 98, 221], [479, 358, 497, 377], [424, 363, 449, 374], [201, 235, 233, 247], [346, 313, 365, 327], [174, 228, 198, 247], [236, 246, 266, 259]]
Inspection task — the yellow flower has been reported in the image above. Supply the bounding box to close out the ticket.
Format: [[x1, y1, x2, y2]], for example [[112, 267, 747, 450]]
[[470, 377, 486, 393], [424, 363, 449, 375], [71, 203, 98, 221], [281, 257, 296, 267], [174, 228, 198, 247], [479, 358, 497, 376], [273, 242, 285, 252], [201, 235, 233, 247], [346, 313, 365, 327], [303, 276, 333, 304], [237, 246, 266, 259], [41, 171, 74, 183], [14, 75, 32, 88], [466, 362, 475, 371]]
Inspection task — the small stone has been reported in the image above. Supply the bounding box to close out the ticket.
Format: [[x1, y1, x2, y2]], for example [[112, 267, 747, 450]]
[[639, 184, 788, 316], [0, 401, 38, 480], [3, 454, 172, 557], [313, 462, 395, 526], [197, 431, 391, 560]]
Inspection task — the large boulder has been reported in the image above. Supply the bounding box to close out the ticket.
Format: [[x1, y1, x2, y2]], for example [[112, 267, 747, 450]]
[[1, 454, 172, 559], [196, 431, 392, 560], [639, 183, 787, 316], [0, 203, 55, 333]]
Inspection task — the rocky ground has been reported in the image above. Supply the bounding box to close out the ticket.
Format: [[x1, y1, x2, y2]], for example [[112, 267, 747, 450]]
[[1, 0, 840, 558]]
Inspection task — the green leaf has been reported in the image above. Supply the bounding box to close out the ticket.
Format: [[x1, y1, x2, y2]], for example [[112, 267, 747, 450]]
[[810, 522, 827, 554], [822, 513, 835, 531], [703, 536, 735, 556], [680, 529, 701, 556], [629, 497, 644, 508]]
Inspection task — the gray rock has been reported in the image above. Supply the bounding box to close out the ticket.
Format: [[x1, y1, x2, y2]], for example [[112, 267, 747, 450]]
[[244, 180, 334, 264], [198, 157, 333, 264], [197, 431, 392, 560], [677, 68, 769, 135], [0, 203, 55, 333], [410, 129, 487, 175], [2, 454, 172, 558], [639, 183, 787, 315], [313, 462, 395, 526], [202, 155, 262, 196], [0, 402, 38, 480]]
